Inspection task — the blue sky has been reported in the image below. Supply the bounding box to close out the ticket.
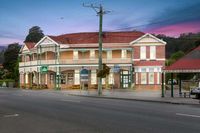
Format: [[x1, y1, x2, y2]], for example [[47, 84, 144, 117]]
[[0, 0, 200, 45]]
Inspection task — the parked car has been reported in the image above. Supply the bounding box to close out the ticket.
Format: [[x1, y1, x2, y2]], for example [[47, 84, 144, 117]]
[[167, 79, 178, 85], [190, 87, 200, 99]]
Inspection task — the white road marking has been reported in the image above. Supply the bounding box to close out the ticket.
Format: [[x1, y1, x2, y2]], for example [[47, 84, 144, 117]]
[[176, 113, 200, 118], [3, 114, 19, 118], [61, 99, 81, 103]]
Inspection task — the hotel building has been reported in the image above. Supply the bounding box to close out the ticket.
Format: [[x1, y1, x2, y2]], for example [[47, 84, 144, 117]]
[[19, 31, 166, 89]]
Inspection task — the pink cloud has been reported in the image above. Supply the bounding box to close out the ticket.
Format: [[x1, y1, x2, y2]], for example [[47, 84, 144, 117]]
[[145, 21, 200, 37], [0, 37, 23, 46]]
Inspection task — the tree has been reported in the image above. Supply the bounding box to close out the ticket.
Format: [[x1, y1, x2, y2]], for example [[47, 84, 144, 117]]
[[97, 64, 110, 78], [25, 26, 44, 43], [194, 39, 200, 47], [3, 43, 21, 80], [156, 32, 200, 58], [166, 51, 185, 66], [97, 64, 110, 89]]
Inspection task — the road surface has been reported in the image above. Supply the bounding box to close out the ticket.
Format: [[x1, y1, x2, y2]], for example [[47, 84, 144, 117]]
[[0, 88, 200, 133]]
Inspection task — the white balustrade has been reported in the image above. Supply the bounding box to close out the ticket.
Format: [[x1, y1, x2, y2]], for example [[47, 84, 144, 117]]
[[19, 58, 132, 67]]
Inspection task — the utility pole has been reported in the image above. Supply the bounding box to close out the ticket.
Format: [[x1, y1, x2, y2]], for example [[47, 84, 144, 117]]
[[83, 3, 110, 95]]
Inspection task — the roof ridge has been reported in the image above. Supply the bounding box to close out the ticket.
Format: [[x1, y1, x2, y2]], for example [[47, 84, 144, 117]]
[[48, 31, 144, 37]]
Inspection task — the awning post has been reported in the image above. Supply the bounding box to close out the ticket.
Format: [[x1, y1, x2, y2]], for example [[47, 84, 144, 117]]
[[161, 72, 165, 97], [171, 73, 174, 97], [179, 73, 182, 96]]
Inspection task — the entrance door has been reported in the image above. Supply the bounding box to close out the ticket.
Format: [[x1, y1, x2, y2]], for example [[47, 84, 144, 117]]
[[120, 70, 130, 88]]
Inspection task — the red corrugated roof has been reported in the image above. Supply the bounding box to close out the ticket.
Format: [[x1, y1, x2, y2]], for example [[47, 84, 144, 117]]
[[165, 45, 200, 71], [49, 31, 145, 44]]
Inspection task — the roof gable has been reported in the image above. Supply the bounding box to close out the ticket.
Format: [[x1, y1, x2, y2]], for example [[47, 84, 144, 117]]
[[20, 45, 29, 53], [35, 36, 59, 47], [130, 33, 166, 45]]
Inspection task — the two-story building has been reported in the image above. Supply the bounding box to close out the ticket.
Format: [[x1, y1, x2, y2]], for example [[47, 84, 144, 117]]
[[19, 31, 166, 90]]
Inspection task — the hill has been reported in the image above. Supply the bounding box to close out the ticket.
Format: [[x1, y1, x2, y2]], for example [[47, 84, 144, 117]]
[[156, 32, 200, 58]]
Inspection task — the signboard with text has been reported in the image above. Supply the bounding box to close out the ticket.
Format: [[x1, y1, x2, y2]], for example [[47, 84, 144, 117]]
[[80, 69, 89, 82], [40, 65, 48, 73]]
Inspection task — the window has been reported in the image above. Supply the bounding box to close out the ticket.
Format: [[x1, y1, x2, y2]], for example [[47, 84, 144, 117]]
[[157, 73, 160, 84], [50, 74, 54, 84], [90, 50, 95, 59], [140, 46, 146, 60], [74, 70, 80, 85], [141, 68, 146, 72], [149, 68, 154, 72], [61, 74, 66, 84], [135, 73, 138, 84], [73, 50, 78, 60], [149, 73, 154, 84], [67, 73, 74, 84], [121, 49, 127, 59], [107, 50, 112, 60], [141, 73, 147, 84], [150, 46, 156, 60], [91, 70, 97, 84]]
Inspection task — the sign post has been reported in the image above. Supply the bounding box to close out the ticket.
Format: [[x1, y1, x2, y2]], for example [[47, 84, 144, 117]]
[[80, 68, 89, 90]]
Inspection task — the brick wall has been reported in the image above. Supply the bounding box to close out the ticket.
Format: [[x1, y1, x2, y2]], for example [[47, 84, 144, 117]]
[[156, 45, 165, 58]]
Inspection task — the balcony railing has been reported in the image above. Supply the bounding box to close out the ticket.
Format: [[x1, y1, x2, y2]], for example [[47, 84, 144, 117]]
[[19, 58, 132, 67]]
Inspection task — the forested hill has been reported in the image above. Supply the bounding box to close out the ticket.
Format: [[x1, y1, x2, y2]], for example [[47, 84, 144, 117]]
[[0, 46, 6, 64], [156, 32, 200, 58], [0, 46, 6, 51]]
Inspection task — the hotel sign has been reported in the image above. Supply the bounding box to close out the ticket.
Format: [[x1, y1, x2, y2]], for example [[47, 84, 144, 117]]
[[80, 68, 89, 82], [40, 65, 48, 73]]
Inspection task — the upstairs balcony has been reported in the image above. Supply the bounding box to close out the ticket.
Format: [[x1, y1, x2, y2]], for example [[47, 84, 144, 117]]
[[19, 58, 132, 67]]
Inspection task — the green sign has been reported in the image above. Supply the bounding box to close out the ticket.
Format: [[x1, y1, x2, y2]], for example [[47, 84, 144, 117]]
[[40, 65, 48, 73]]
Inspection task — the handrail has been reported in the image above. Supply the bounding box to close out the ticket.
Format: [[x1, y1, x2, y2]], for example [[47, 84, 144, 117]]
[[19, 58, 132, 67]]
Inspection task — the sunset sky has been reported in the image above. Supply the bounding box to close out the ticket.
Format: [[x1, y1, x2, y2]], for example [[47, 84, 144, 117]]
[[0, 0, 200, 45]]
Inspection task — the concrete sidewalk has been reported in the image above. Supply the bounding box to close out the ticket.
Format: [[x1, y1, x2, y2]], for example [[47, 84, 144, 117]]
[[61, 89, 200, 105]]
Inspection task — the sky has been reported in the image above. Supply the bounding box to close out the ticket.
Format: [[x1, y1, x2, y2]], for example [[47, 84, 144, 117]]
[[0, 0, 200, 45]]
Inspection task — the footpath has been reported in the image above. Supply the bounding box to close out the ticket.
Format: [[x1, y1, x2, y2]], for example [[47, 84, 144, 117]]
[[61, 89, 200, 105]]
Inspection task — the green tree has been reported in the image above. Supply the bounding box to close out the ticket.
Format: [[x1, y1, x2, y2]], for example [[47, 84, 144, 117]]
[[166, 51, 185, 66], [97, 64, 110, 78], [97, 64, 110, 89], [25, 26, 44, 43], [3, 43, 21, 80]]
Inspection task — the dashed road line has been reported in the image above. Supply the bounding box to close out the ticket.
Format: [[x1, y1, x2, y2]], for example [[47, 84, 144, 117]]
[[3, 114, 19, 118], [176, 113, 200, 118], [60, 99, 81, 103]]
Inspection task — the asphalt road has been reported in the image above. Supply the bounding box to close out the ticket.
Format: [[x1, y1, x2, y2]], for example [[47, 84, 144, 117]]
[[0, 88, 200, 133]]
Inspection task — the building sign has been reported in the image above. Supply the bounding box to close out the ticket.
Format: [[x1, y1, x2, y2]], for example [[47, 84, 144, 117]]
[[40, 65, 48, 73], [113, 65, 120, 73], [80, 68, 89, 82]]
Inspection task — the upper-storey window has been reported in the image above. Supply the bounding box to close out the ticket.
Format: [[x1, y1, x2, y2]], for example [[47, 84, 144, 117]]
[[90, 50, 95, 59], [140, 46, 146, 60], [121, 49, 127, 59], [73, 50, 78, 60], [107, 50, 112, 60], [150, 46, 156, 60]]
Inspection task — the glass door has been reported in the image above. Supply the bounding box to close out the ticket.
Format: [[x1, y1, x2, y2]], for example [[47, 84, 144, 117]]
[[120, 70, 130, 88]]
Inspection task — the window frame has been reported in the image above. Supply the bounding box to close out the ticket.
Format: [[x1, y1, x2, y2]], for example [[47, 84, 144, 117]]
[[140, 46, 146, 60]]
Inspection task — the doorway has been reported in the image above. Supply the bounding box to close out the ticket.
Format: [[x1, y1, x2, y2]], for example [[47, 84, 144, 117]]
[[120, 70, 131, 88]]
